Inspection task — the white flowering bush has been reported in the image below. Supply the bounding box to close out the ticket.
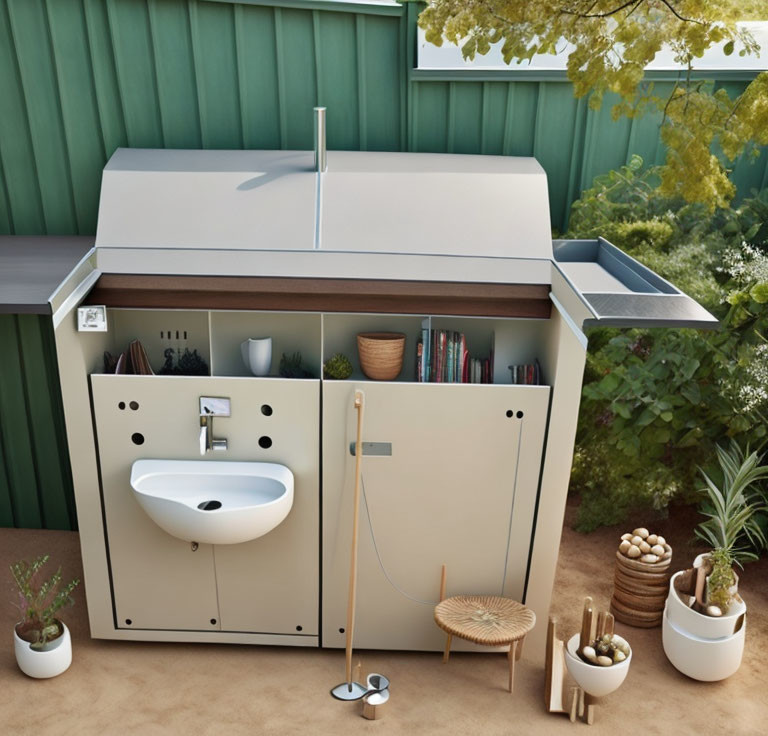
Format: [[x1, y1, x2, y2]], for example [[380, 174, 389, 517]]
[[721, 241, 768, 285]]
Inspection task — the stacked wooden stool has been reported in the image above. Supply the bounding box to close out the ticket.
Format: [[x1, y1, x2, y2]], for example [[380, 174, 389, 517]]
[[610, 528, 672, 628]]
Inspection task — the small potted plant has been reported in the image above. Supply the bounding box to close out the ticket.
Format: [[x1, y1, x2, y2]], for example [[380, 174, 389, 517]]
[[278, 351, 315, 379], [323, 353, 354, 380], [663, 441, 767, 681], [11, 555, 80, 678]]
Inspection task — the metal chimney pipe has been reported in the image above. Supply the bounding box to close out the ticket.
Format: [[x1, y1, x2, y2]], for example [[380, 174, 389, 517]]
[[314, 106, 327, 173]]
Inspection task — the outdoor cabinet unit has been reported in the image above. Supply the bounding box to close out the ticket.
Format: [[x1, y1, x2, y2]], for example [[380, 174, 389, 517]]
[[50, 147, 716, 660]]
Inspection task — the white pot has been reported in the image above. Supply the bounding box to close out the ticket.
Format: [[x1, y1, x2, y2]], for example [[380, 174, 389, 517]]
[[662, 608, 745, 681], [564, 634, 632, 697], [666, 571, 746, 639], [240, 337, 272, 377], [14, 622, 72, 679]]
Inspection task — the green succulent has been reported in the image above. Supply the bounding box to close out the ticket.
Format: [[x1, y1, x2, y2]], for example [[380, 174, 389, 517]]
[[279, 351, 314, 379], [323, 353, 353, 380]]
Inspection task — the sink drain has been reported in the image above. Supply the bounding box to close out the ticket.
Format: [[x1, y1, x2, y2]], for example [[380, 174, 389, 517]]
[[197, 500, 222, 511]]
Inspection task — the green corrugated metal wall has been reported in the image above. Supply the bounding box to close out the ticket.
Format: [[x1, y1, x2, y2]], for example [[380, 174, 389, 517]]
[[1, 0, 766, 529], [0, 314, 76, 529]]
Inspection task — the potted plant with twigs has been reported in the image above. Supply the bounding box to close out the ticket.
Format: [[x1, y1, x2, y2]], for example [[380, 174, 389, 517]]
[[11, 554, 80, 678], [663, 441, 767, 681]]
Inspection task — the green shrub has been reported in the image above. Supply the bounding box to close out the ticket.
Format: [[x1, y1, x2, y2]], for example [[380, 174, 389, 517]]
[[568, 158, 768, 532], [612, 219, 675, 250]]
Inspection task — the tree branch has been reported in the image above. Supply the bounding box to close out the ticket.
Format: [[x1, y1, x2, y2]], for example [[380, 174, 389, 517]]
[[658, 0, 704, 25], [724, 93, 745, 129], [562, 0, 642, 19]]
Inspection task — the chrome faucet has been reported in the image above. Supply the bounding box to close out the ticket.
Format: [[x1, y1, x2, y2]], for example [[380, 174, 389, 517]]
[[199, 397, 230, 455]]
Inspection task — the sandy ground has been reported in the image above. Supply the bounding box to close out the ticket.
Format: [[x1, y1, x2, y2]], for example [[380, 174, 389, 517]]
[[1, 497, 766, 735]]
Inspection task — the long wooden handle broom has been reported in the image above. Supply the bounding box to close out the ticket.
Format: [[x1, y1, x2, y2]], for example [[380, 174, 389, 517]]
[[331, 390, 368, 701]]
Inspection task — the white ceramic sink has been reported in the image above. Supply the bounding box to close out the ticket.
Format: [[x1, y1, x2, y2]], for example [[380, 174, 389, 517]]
[[129, 459, 294, 545]]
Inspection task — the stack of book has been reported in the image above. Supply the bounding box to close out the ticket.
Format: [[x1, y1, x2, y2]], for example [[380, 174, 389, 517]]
[[415, 328, 493, 383], [508, 360, 542, 385]]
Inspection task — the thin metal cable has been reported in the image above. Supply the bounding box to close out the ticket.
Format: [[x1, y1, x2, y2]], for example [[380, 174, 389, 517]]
[[360, 474, 437, 606], [500, 419, 524, 595], [360, 413, 522, 606]]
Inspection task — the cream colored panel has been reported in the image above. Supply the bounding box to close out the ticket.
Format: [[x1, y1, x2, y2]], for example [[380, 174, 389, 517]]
[[213, 379, 319, 637], [322, 381, 549, 651], [91, 375, 319, 638], [209, 311, 322, 377], [92, 376, 220, 630], [54, 296, 115, 638], [524, 305, 588, 662], [550, 263, 595, 330]]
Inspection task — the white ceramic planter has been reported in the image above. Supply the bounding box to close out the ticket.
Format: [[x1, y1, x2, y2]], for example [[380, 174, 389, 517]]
[[564, 634, 632, 697], [14, 622, 72, 679], [241, 337, 272, 376], [666, 571, 746, 639], [662, 608, 745, 681]]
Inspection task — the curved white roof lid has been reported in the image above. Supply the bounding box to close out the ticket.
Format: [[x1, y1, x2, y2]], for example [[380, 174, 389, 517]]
[[96, 148, 316, 251], [322, 151, 551, 258], [96, 148, 552, 260]]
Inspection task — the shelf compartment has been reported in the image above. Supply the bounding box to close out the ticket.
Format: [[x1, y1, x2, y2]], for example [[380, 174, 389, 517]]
[[323, 313, 426, 383], [427, 316, 549, 385], [210, 311, 321, 377], [103, 309, 211, 375]]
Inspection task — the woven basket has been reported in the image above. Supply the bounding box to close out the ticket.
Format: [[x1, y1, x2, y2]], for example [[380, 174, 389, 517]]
[[610, 544, 672, 628], [357, 332, 406, 381]]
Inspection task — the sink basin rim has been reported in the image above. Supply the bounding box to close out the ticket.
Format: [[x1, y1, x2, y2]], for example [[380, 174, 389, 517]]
[[129, 459, 294, 545], [130, 459, 292, 512]]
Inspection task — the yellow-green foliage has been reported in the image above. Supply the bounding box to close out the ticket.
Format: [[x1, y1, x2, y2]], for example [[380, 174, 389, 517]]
[[419, 1, 767, 210], [613, 220, 675, 250], [708, 548, 736, 611]]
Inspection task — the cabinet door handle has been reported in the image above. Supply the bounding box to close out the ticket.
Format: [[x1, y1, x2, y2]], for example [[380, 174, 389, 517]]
[[349, 442, 392, 457]]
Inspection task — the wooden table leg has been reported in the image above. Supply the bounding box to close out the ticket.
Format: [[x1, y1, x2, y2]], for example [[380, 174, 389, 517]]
[[584, 693, 596, 725], [507, 640, 518, 693], [569, 687, 579, 722], [443, 633, 452, 663]]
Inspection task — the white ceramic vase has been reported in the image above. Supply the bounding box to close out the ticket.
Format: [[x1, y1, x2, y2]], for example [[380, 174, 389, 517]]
[[564, 634, 632, 698], [662, 608, 745, 681], [14, 621, 72, 678], [241, 337, 272, 377], [665, 570, 746, 639], [662, 570, 747, 681]]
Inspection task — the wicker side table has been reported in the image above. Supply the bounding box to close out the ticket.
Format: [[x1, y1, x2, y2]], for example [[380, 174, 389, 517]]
[[434, 595, 536, 693]]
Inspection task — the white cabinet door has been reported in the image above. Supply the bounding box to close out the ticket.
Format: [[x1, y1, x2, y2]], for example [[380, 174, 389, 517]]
[[92, 375, 221, 631], [92, 375, 319, 637], [322, 381, 550, 651], [213, 378, 320, 637]]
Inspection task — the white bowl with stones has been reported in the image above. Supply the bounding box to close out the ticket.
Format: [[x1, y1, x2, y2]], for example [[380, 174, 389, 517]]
[[564, 634, 632, 697]]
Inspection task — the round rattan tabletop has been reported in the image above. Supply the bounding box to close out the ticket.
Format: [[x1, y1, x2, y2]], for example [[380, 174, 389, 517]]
[[434, 595, 536, 646]]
